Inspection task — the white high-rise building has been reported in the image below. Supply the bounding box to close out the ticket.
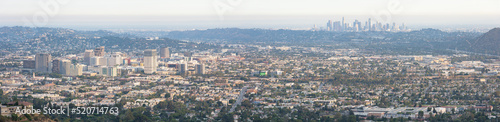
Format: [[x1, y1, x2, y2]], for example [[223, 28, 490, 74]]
[[106, 52, 122, 66], [143, 49, 157, 74], [99, 57, 107, 66], [69, 64, 83, 76], [60, 60, 71, 75], [90, 57, 101, 66], [84, 50, 94, 65]]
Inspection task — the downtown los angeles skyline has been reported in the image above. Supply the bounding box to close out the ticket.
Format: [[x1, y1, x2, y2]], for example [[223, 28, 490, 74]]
[[1, 0, 500, 30]]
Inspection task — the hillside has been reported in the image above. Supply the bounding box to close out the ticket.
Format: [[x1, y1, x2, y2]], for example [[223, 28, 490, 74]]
[[0, 26, 218, 55], [465, 28, 500, 55]]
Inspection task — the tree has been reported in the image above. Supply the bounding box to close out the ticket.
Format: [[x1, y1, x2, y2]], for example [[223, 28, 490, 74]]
[[241, 100, 253, 109], [418, 111, 424, 119], [24, 114, 32, 121], [164, 93, 171, 98], [11, 114, 19, 121]]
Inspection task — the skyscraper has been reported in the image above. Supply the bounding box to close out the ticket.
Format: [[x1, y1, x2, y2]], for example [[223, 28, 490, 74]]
[[368, 18, 372, 31], [52, 59, 60, 74], [90, 57, 101, 66], [106, 52, 122, 66], [84, 50, 94, 65], [143, 49, 157, 74], [179, 62, 187, 75], [196, 64, 205, 75], [333, 21, 341, 31], [69, 64, 83, 76], [94, 46, 105, 57], [341, 17, 345, 31], [160, 47, 170, 58], [60, 59, 71, 75], [35, 53, 51, 73], [326, 20, 333, 31]]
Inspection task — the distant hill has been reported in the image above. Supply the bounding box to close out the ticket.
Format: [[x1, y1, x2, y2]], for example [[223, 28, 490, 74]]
[[461, 28, 500, 55], [0, 26, 217, 55]]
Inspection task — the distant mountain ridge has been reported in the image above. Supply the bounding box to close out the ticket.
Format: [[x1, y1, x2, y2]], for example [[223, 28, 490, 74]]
[[462, 28, 500, 55], [0, 26, 216, 55]]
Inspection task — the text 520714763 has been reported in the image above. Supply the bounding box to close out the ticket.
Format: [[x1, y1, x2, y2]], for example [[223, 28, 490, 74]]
[[72, 107, 119, 115]]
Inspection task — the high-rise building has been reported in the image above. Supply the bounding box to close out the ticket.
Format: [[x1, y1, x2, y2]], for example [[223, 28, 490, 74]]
[[106, 52, 122, 66], [52, 59, 60, 73], [326, 20, 333, 31], [160, 47, 170, 58], [333, 21, 341, 31], [368, 18, 372, 31], [90, 57, 101, 66], [179, 62, 187, 75], [93, 46, 105, 57], [196, 64, 205, 75], [35, 53, 51, 73], [99, 57, 107, 66], [143, 49, 157, 74], [341, 17, 345, 31], [84, 50, 94, 65], [69, 64, 83, 76], [60, 60, 71, 75]]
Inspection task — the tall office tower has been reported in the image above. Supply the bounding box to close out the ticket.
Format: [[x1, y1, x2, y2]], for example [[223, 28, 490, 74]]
[[368, 18, 372, 31], [99, 57, 107, 66], [143, 49, 157, 74], [106, 52, 122, 66], [377, 22, 382, 31], [363, 21, 368, 31], [353, 24, 359, 32], [333, 21, 341, 31], [52, 59, 60, 73], [160, 47, 170, 58], [341, 17, 345, 31], [353, 20, 357, 31], [326, 20, 333, 31], [354, 20, 362, 31], [393, 23, 400, 31], [84, 50, 94, 65], [93, 46, 105, 57], [60, 60, 71, 75], [90, 57, 101, 66], [35, 53, 52, 73], [69, 64, 83, 76], [196, 64, 205, 75], [179, 62, 187, 75]]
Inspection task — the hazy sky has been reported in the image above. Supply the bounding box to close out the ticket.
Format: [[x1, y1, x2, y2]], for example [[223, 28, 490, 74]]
[[1, 0, 500, 30]]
